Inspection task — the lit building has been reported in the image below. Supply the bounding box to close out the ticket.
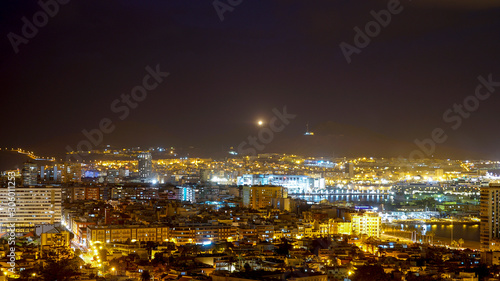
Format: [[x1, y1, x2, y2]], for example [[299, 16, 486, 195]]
[[480, 183, 500, 253], [0, 186, 62, 234], [40, 164, 60, 183], [61, 163, 82, 183], [303, 159, 335, 168], [70, 219, 95, 245], [237, 174, 324, 194], [87, 225, 169, 246], [351, 212, 381, 238], [177, 186, 196, 203], [169, 224, 237, 245], [242, 185, 287, 209], [41, 229, 70, 247], [137, 152, 152, 179], [22, 162, 38, 186], [119, 168, 130, 177], [344, 162, 354, 178], [111, 186, 138, 200], [41, 228, 71, 257], [321, 219, 352, 236], [435, 169, 444, 178], [335, 221, 352, 235], [107, 169, 119, 183], [62, 186, 100, 202], [86, 223, 237, 246], [85, 187, 100, 200], [135, 186, 159, 200]]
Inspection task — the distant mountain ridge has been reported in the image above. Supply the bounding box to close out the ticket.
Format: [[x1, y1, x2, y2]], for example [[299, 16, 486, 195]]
[[2, 120, 488, 169], [265, 121, 486, 159]]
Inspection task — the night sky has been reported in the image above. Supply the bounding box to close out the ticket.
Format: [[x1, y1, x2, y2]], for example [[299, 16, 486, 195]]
[[1, 0, 500, 159]]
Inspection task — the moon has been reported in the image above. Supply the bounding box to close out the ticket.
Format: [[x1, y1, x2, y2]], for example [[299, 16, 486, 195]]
[[257, 120, 263, 126]]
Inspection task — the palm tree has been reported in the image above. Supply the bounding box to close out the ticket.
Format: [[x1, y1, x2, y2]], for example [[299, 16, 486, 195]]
[[141, 270, 151, 281], [458, 238, 464, 247]]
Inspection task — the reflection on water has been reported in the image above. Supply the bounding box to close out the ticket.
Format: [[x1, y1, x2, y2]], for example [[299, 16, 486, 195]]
[[289, 194, 393, 204], [405, 224, 480, 242]]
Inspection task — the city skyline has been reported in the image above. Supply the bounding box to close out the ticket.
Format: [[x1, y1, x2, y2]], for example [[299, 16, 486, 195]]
[[2, 139, 500, 279], [2, 2, 500, 278]]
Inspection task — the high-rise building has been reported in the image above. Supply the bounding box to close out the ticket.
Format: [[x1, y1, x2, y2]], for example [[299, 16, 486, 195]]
[[40, 164, 63, 183], [138, 152, 152, 179], [40, 165, 53, 182], [22, 162, 38, 186], [242, 185, 287, 209], [0, 186, 62, 234], [351, 212, 381, 238], [107, 169, 119, 183], [61, 163, 82, 183], [344, 162, 354, 178], [178, 186, 196, 203], [480, 183, 500, 253], [435, 169, 444, 179], [63, 186, 101, 202]]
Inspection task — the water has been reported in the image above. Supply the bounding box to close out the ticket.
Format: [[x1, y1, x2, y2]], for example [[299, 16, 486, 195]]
[[289, 194, 481, 248], [389, 223, 480, 248], [290, 194, 481, 248]]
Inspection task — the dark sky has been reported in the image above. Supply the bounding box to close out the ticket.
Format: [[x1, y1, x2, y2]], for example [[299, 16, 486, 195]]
[[1, 0, 500, 159]]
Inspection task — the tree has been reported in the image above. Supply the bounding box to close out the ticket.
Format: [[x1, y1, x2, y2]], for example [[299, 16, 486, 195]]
[[405, 273, 436, 281], [141, 270, 151, 281], [74, 248, 82, 257], [351, 265, 389, 281], [99, 248, 108, 262], [458, 238, 464, 247], [18, 268, 38, 280], [275, 238, 292, 256], [145, 241, 158, 258], [39, 248, 82, 281], [473, 263, 489, 281], [244, 263, 252, 272]]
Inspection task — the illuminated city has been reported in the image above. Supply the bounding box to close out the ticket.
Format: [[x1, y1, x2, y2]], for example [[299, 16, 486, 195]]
[[2, 1, 500, 281], [2, 147, 500, 280]]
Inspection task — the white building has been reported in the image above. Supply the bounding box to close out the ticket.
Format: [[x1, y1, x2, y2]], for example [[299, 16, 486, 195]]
[[351, 212, 381, 238], [237, 174, 325, 194], [138, 152, 152, 179], [480, 183, 500, 253], [177, 186, 196, 203], [0, 186, 62, 234]]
